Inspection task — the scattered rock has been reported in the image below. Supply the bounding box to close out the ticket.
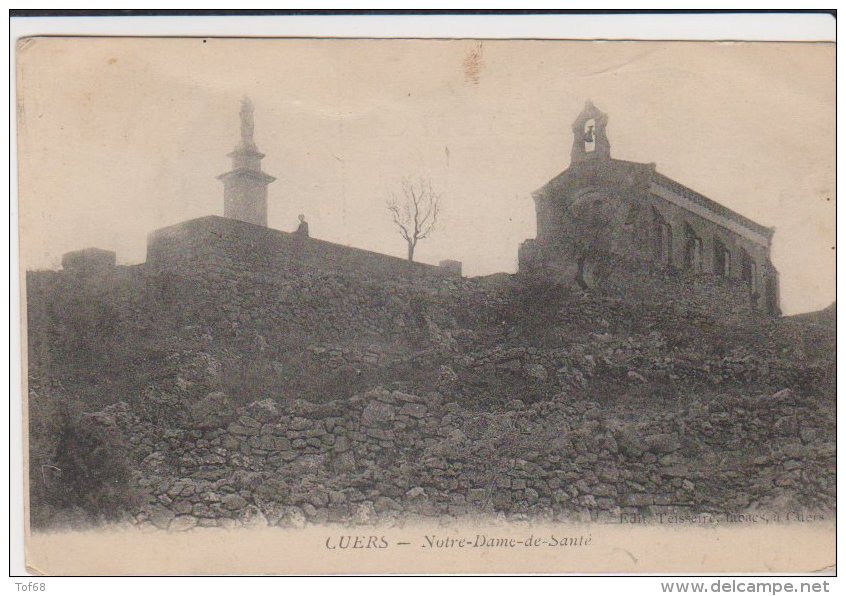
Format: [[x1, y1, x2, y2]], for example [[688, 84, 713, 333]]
[[240, 504, 268, 528], [190, 391, 236, 430], [526, 364, 548, 381], [169, 515, 198, 532], [406, 487, 427, 499], [400, 403, 427, 418], [247, 399, 280, 423], [276, 506, 307, 529], [646, 433, 681, 455], [222, 494, 248, 511], [627, 370, 648, 383], [148, 506, 176, 530]]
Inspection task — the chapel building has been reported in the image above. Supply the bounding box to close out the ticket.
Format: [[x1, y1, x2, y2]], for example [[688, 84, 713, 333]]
[[519, 101, 780, 315]]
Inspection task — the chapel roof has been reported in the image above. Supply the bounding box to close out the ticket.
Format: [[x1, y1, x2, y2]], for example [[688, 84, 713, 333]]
[[535, 158, 773, 239]]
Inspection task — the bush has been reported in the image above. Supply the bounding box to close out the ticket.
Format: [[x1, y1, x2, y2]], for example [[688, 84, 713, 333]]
[[27, 384, 70, 529], [31, 406, 141, 528]]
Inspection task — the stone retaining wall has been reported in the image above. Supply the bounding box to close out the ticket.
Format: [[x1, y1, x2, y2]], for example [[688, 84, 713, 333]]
[[83, 385, 834, 530]]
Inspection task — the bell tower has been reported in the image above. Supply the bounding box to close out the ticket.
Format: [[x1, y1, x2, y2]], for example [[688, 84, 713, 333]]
[[571, 100, 611, 164], [218, 97, 276, 227]]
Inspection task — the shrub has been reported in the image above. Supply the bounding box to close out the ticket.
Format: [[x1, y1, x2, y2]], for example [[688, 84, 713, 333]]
[[32, 407, 141, 528]]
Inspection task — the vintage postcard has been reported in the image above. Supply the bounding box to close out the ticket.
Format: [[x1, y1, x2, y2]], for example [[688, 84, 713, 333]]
[[17, 36, 834, 574]]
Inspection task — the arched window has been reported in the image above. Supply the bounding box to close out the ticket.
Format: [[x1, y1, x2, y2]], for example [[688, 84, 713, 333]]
[[652, 208, 672, 265], [714, 238, 732, 277], [740, 248, 760, 305], [583, 118, 596, 153], [624, 202, 641, 226], [683, 223, 703, 273], [740, 249, 751, 284]]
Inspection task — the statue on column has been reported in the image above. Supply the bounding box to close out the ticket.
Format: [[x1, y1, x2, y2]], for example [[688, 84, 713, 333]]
[[240, 96, 256, 150]]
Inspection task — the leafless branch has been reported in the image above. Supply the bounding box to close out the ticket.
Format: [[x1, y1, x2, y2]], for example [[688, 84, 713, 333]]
[[385, 177, 443, 262]]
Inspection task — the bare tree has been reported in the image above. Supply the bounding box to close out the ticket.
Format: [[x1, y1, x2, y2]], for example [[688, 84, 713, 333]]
[[386, 178, 442, 262]]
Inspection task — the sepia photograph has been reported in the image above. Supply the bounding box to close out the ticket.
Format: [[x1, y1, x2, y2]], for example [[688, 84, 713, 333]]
[[15, 29, 835, 575]]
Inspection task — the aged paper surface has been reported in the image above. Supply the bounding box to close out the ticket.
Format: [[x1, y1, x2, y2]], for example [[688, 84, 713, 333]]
[[18, 37, 834, 575]]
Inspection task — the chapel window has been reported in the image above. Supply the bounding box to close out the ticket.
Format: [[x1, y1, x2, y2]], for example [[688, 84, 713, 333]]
[[624, 202, 641, 226], [714, 239, 732, 277], [684, 224, 703, 273], [652, 208, 672, 265]]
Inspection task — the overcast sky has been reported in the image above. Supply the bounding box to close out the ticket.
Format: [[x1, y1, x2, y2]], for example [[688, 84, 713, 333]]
[[17, 38, 833, 315]]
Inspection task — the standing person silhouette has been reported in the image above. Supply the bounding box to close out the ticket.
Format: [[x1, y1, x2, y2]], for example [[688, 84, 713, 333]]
[[295, 214, 309, 237]]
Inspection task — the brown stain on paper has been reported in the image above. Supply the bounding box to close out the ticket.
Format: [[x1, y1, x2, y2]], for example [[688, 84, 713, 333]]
[[463, 41, 484, 84]]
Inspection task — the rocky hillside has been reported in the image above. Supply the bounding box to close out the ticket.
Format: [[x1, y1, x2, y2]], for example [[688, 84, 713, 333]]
[[26, 267, 835, 528]]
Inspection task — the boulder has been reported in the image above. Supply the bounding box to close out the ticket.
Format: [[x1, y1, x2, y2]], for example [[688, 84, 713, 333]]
[[374, 496, 402, 513], [361, 400, 396, 427], [615, 427, 647, 457], [645, 433, 681, 454], [255, 478, 290, 501], [400, 402, 428, 418], [406, 487, 427, 499], [771, 388, 797, 404], [362, 387, 393, 403], [275, 506, 307, 529], [799, 427, 817, 444], [333, 451, 357, 473], [246, 399, 280, 423], [147, 506, 176, 530], [190, 391, 236, 430], [627, 370, 648, 383], [239, 504, 269, 528], [392, 390, 423, 403], [222, 493, 248, 511], [526, 364, 549, 381], [438, 365, 458, 386], [169, 515, 199, 532]]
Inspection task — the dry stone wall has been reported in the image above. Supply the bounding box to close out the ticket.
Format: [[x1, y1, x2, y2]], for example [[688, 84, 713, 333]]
[[81, 384, 834, 531], [147, 215, 457, 285]]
